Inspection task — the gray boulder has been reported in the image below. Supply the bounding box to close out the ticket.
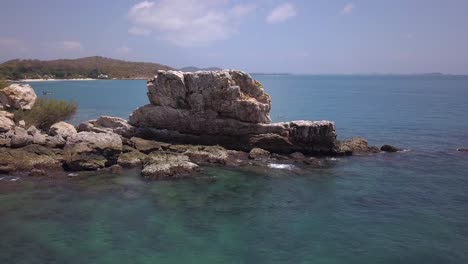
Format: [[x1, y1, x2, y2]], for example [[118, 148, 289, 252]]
[[49, 121, 77, 139], [0, 83, 37, 110], [64, 131, 122, 170]]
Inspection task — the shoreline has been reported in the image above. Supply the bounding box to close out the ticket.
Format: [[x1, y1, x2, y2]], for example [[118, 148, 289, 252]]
[[14, 77, 149, 82]]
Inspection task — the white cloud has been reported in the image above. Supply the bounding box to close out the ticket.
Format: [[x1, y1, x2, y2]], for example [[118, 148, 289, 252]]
[[129, 27, 152, 36], [58, 41, 82, 51], [127, 0, 255, 47], [266, 3, 297, 24], [340, 3, 354, 15], [116, 45, 131, 54]]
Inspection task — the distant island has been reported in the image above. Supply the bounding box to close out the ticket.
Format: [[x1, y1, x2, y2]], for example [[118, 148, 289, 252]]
[[0, 56, 174, 80], [179, 66, 223, 72]]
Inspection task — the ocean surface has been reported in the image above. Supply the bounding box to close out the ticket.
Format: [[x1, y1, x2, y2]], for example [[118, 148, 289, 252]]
[[1, 75, 468, 263]]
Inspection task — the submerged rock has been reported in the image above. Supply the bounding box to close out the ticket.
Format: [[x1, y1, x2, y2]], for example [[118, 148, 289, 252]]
[[142, 152, 200, 179], [64, 131, 122, 171], [0, 83, 37, 110]]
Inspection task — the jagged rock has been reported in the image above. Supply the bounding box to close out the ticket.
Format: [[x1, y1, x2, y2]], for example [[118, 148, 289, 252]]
[[249, 148, 270, 160], [380, 144, 400, 152], [146, 70, 271, 123], [78, 116, 135, 137], [49, 121, 77, 139], [142, 152, 200, 179], [338, 138, 379, 155], [45, 135, 66, 148], [128, 70, 338, 155], [0, 111, 15, 132], [64, 132, 122, 171], [10, 126, 33, 148], [130, 137, 169, 154], [0, 83, 37, 110], [18, 120, 26, 128]]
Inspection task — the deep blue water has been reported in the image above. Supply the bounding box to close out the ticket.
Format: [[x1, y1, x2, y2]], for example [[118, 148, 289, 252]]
[[1, 75, 468, 263]]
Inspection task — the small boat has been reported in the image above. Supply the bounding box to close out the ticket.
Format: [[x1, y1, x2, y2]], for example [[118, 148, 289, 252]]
[[42, 91, 53, 95]]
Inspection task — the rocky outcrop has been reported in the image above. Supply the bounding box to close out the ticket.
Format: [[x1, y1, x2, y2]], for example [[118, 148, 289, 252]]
[[129, 70, 338, 155], [0, 145, 64, 174], [0, 83, 37, 110], [249, 148, 271, 160], [338, 138, 380, 155], [64, 131, 122, 170], [49, 121, 77, 139]]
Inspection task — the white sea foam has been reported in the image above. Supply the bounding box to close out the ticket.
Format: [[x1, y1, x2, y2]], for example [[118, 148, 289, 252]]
[[268, 163, 295, 170]]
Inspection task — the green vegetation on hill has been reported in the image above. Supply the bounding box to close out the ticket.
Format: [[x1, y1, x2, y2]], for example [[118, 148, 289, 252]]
[[14, 98, 78, 129], [0, 56, 173, 80], [0, 79, 8, 90]]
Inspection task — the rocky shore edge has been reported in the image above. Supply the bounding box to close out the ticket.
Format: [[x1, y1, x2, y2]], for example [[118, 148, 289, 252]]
[[1, 71, 404, 180]]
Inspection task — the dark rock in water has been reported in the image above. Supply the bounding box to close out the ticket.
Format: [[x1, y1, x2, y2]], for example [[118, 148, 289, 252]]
[[338, 138, 380, 155], [128, 70, 338, 155], [380, 144, 400, 152], [142, 153, 199, 180], [457, 148, 468, 152]]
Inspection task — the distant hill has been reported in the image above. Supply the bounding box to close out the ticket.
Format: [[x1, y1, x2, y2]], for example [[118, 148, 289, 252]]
[[179, 66, 223, 72], [0, 56, 173, 80]]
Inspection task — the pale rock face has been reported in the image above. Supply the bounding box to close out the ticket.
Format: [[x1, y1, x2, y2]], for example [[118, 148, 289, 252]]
[[128, 70, 338, 155], [145, 70, 271, 123], [0, 111, 15, 132], [64, 131, 123, 170], [49, 121, 77, 139], [78, 116, 135, 137], [0, 84, 37, 110]]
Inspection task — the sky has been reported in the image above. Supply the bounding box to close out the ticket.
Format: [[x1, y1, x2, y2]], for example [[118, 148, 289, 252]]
[[0, 0, 467, 74]]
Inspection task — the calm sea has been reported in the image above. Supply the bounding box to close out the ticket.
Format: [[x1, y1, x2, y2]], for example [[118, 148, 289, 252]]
[[1, 75, 468, 263]]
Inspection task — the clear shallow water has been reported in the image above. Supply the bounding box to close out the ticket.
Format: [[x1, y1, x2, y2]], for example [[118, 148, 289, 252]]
[[1, 76, 468, 263]]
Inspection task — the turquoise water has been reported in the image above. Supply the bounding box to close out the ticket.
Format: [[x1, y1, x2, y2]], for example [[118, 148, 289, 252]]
[[1, 75, 468, 263]]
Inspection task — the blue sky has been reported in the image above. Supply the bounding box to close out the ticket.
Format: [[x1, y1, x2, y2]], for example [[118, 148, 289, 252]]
[[1, 0, 467, 74]]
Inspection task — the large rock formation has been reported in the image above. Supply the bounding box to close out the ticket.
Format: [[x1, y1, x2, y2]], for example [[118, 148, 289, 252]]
[[0, 83, 37, 110], [129, 70, 338, 155]]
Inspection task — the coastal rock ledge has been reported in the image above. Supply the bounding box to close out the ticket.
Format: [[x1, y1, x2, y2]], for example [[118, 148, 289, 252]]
[[129, 70, 338, 155]]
